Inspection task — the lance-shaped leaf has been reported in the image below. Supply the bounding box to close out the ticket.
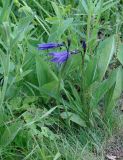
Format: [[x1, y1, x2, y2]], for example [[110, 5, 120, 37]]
[[90, 68, 117, 108], [96, 36, 115, 81], [117, 43, 123, 65]]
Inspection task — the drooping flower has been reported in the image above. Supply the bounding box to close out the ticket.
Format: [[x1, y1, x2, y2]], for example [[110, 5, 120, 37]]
[[38, 42, 64, 50], [48, 51, 70, 64], [48, 50, 80, 64]]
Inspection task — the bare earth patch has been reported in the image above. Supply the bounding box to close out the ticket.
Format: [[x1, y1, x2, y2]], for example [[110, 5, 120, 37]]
[[105, 132, 123, 159]]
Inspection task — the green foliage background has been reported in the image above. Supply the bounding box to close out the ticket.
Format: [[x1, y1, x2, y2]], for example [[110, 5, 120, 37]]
[[0, 0, 123, 159]]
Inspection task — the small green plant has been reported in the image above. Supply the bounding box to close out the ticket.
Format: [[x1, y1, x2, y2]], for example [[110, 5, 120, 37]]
[[60, 35, 123, 128]]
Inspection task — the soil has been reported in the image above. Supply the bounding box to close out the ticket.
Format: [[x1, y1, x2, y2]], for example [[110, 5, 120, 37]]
[[105, 131, 123, 160], [105, 93, 123, 160]]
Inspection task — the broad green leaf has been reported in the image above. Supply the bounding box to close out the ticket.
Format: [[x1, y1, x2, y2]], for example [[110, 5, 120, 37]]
[[16, 69, 32, 82], [0, 22, 11, 48], [36, 55, 59, 98], [105, 67, 123, 115], [96, 36, 115, 81], [0, 52, 10, 107], [61, 112, 86, 127], [41, 80, 59, 98], [84, 55, 99, 88], [91, 68, 117, 108], [62, 54, 82, 79], [0, 50, 10, 75], [36, 56, 58, 88], [112, 66, 123, 100], [0, 121, 22, 147], [117, 44, 123, 65]]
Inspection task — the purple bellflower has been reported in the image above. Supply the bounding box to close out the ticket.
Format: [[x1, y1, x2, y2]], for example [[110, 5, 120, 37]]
[[49, 51, 70, 64], [37, 40, 79, 64], [38, 42, 64, 50], [48, 50, 79, 64]]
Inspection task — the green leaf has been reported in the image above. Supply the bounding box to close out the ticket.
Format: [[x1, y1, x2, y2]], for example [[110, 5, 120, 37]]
[[36, 56, 59, 98], [94, 0, 103, 15], [36, 56, 58, 88], [81, 0, 88, 14], [49, 18, 73, 41], [105, 67, 123, 116], [51, 2, 62, 18], [53, 152, 61, 160], [0, 0, 13, 23], [41, 80, 59, 98], [0, 52, 10, 107], [91, 68, 117, 108], [0, 121, 22, 147], [41, 107, 57, 119], [112, 66, 123, 100], [67, 81, 81, 104], [61, 112, 86, 127], [117, 43, 123, 65], [11, 15, 34, 48], [102, 0, 119, 13], [84, 55, 99, 88], [96, 36, 115, 81], [24, 107, 57, 127]]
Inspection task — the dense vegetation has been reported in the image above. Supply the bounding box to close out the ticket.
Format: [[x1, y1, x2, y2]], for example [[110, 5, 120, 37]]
[[0, 0, 123, 159]]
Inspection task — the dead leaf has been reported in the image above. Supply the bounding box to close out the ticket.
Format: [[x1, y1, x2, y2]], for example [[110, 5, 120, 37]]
[[106, 154, 116, 160]]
